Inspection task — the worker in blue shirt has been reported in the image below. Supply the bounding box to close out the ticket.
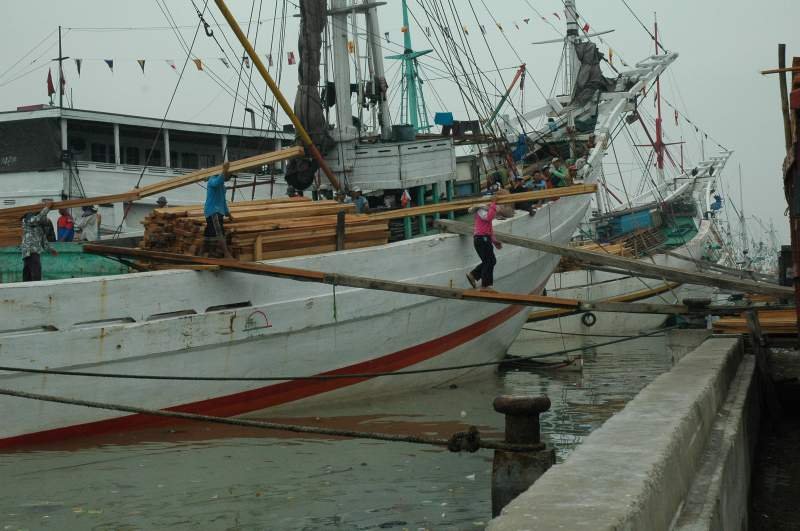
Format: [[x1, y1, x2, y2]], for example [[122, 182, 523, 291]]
[[351, 187, 369, 214], [204, 161, 233, 258]]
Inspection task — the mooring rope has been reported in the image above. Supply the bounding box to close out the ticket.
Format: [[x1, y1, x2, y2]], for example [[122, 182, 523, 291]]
[[0, 387, 542, 453], [0, 326, 675, 382]]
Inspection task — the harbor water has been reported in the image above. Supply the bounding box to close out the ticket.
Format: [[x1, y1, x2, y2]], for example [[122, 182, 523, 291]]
[[1, 332, 678, 530]]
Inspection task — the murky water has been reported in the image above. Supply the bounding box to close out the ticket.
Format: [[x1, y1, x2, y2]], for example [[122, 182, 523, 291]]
[[1, 334, 676, 530]]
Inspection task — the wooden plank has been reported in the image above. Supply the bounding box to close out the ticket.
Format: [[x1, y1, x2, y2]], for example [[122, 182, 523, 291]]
[[366, 184, 598, 222], [437, 219, 795, 298], [0, 146, 305, 218]]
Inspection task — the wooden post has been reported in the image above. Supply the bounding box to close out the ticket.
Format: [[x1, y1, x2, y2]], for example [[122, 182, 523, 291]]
[[336, 210, 346, 251], [745, 310, 783, 420], [779, 44, 793, 151]]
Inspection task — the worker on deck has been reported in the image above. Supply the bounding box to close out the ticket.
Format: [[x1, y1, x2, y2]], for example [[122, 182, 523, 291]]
[[20, 200, 58, 282], [56, 208, 74, 242], [204, 162, 233, 259], [351, 187, 369, 214], [510, 175, 534, 215], [466, 196, 502, 290], [549, 157, 568, 187], [156, 196, 168, 209], [76, 206, 101, 241]]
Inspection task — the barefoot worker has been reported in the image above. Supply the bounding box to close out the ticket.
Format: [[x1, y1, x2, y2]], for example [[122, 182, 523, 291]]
[[466, 196, 502, 290]]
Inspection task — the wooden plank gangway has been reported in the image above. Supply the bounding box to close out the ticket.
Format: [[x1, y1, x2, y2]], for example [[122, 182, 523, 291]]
[[83, 245, 782, 317], [436, 220, 794, 298]]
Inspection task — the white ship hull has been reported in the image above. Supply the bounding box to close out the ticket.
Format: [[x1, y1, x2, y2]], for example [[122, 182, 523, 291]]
[[523, 219, 716, 339], [0, 192, 590, 447]]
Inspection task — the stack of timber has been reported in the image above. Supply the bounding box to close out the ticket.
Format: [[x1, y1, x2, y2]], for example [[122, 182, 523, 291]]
[[557, 240, 632, 272], [713, 309, 798, 335], [141, 197, 389, 261], [0, 226, 21, 247]]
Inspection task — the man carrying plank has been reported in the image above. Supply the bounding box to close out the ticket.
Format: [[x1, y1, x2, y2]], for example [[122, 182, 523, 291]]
[[204, 162, 233, 259]]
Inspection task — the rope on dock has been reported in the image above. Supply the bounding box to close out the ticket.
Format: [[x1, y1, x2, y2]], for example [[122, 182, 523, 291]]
[[0, 387, 541, 453], [0, 327, 675, 382], [521, 326, 667, 339]]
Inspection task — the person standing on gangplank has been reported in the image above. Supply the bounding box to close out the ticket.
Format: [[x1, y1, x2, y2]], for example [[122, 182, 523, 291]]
[[466, 196, 502, 290], [204, 162, 233, 259]]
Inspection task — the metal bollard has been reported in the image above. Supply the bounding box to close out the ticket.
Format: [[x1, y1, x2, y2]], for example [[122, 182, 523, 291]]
[[491, 395, 555, 518]]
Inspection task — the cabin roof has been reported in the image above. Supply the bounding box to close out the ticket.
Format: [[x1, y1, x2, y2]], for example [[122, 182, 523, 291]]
[[0, 106, 294, 140]]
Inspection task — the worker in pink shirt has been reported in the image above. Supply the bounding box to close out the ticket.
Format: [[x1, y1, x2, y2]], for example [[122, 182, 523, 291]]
[[466, 197, 502, 290]]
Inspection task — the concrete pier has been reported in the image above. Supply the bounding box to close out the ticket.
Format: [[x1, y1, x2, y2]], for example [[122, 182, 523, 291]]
[[489, 334, 760, 530]]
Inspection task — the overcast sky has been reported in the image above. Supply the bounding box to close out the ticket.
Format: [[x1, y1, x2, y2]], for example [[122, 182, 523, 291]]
[[1, 0, 798, 246]]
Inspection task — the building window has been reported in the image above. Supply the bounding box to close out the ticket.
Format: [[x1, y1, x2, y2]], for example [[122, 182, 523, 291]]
[[181, 152, 199, 169], [124, 147, 139, 165], [199, 153, 216, 168], [146, 149, 162, 167], [90, 143, 107, 163]]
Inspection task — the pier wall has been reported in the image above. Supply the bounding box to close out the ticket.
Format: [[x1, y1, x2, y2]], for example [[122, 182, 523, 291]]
[[489, 334, 760, 531]]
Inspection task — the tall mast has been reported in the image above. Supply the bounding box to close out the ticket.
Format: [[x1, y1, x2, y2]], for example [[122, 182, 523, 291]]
[[364, 1, 393, 139], [653, 15, 666, 185], [564, 0, 580, 96], [330, 0, 355, 141], [386, 0, 432, 131], [57, 25, 64, 109], [739, 163, 748, 255]]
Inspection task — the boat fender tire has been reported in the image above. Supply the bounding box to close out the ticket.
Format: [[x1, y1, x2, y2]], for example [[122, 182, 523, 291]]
[[581, 312, 597, 327]]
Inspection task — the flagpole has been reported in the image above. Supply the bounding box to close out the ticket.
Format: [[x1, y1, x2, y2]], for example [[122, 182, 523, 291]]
[[58, 25, 63, 110]]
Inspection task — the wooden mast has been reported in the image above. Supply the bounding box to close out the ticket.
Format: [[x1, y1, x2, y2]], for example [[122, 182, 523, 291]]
[[213, 0, 343, 192]]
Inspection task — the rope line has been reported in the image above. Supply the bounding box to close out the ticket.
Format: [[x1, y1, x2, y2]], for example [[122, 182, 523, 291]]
[[0, 327, 674, 383], [0, 387, 540, 454]]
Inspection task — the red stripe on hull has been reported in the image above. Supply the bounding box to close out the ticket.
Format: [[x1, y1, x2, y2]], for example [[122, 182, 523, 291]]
[[0, 303, 524, 449]]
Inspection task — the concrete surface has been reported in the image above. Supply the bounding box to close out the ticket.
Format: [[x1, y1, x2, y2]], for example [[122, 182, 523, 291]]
[[488, 336, 744, 531]]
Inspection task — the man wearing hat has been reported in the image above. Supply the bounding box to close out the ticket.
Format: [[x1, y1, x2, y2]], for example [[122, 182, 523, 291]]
[[20, 200, 58, 281], [549, 157, 568, 187], [76, 205, 101, 241], [350, 187, 369, 214], [156, 196, 168, 209]]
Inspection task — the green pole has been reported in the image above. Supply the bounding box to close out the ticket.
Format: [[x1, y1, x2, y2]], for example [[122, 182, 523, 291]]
[[401, 0, 417, 129], [432, 182, 440, 222], [446, 180, 455, 220], [403, 200, 412, 239], [417, 186, 427, 235]]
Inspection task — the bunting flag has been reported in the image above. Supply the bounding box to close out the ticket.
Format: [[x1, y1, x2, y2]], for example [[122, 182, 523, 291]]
[[104, 59, 114, 72], [462, 25, 469, 35], [166, 59, 177, 71], [523, 18, 530, 24], [608, 48, 613, 65], [480, 25, 486, 35], [287, 51, 296, 65], [137, 59, 146, 73], [347, 40, 355, 54], [193, 58, 203, 71], [514, 22, 519, 30], [46, 69, 55, 97], [267, 54, 273, 67], [243, 56, 250, 68], [552, 12, 561, 20], [400, 189, 411, 208], [384, 32, 390, 43], [582, 23, 590, 33], [74, 58, 82, 77], [674, 110, 679, 126], [219, 57, 230, 69], [496, 22, 504, 32]]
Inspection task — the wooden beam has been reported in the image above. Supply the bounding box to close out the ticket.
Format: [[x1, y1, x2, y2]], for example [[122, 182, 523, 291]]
[[83, 244, 697, 315], [760, 66, 800, 75], [0, 146, 305, 219], [366, 184, 598, 222], [437, 219, 794, 298], [662, 250, 776, 282]]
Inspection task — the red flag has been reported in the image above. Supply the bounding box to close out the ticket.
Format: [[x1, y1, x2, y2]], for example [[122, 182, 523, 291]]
[[287, 51, 296, 65], [59, 67, 66, 92], [582, 23, 590, 33], [401, 189, 411, 208], [552, 12, 561, 20], [674, 109, 679, 126], [46, 69, 55, 97]]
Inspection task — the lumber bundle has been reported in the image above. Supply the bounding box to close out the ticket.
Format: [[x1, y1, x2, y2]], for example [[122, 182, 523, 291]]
[[0, 226, 21, 247], [713, 309, 798, 335], [141, 196, 389, 262]]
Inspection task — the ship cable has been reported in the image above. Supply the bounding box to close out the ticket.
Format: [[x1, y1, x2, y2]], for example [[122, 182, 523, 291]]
[[0, 326, 674, 383], [0, 387, 537, 454]]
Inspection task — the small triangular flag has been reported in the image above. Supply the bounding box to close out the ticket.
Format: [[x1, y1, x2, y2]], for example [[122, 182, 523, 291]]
[[137, 59, 146, 73], [583, 23, 590, 33], [104, 59, 114, 72], [523, 18, 530, 24], [74, 58, 82, 77], [219, 57, 230, 68], [496, 22, 503, 32], [166, 59, 177, 71], [384, 32, 390, 43], [267, 54, 273, 67], [552, 12, 561, 20], [462, 25, 469, 35], [514, 22, 520, 30], [193, 58, 203, 71], [47, 69, 55, 97], [287, 51, 296, 65]]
